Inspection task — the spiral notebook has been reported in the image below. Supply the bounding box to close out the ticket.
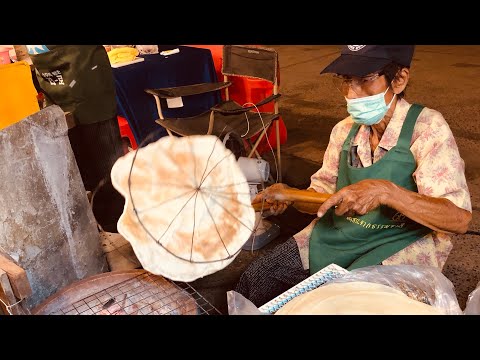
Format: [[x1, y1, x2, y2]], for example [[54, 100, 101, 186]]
[[258, 263, 349, 314]]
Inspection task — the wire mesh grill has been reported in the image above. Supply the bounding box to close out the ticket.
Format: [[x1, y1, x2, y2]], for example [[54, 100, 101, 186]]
[[48, 272, 221, 315]]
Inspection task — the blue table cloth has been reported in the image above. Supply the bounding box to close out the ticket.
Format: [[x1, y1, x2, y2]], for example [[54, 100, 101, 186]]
[[112, 46, 220, 146]]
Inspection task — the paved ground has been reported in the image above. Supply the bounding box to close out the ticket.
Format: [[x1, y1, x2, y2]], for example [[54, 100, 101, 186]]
[[191, 45, 480, 314]]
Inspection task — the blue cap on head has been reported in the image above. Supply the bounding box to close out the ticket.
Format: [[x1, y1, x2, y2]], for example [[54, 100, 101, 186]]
[[321, 45, 415, 77]]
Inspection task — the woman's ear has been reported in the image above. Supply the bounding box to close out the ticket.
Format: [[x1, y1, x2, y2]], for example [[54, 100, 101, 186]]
[[392, 67, 409, 94]]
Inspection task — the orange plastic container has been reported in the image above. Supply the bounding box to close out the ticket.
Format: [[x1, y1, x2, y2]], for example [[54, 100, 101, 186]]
[[0, 61, 40, 130]]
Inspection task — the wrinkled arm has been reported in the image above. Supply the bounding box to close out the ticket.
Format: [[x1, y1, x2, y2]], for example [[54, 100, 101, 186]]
[[317, 179, 471, 234], [385, 182, 471, 234]]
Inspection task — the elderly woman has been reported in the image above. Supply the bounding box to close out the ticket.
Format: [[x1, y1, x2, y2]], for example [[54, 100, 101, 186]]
[[235, 45, 472, 307]]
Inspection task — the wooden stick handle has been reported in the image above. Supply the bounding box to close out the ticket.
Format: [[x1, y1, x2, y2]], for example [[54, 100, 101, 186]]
[[252, 189, 331, 212]]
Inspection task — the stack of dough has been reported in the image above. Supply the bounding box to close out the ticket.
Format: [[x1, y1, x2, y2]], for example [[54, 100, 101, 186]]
[[275, 281, 445, 315], [107, 47, 139, 65]]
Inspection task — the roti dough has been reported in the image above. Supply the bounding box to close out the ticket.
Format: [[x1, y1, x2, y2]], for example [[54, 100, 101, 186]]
[[275, 281, 444, 315], [111, 135, 255, 282]]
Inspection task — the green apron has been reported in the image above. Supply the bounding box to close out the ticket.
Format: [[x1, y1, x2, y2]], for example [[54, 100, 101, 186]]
[[309, 104, 432, 274], [29, 45, 116, 126]]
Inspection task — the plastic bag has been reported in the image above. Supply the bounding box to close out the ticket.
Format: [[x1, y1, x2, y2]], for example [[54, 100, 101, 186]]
[[464, 281, 480, 315], [227, 291, 270, 315], [328, 265, 462, 315], [227, 265, 463, 315]]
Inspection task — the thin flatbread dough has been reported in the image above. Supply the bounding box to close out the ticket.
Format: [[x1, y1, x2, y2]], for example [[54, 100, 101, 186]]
[[111, 135, 255, 282], [275, 281, 445, 315]]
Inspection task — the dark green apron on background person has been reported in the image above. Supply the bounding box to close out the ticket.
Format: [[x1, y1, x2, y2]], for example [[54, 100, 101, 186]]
[[309, 104, 433, 274], [29, 45, 116, 126], [29, 45, 124, 232]]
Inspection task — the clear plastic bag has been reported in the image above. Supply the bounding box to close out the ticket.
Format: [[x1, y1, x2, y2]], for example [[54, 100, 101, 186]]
[[464, 281, 480, 315], [227, 290, 269, 315], [328, 265, 462, 315], [227, 265, 463, 315]]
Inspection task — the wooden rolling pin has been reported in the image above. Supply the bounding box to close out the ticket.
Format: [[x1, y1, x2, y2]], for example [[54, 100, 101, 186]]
[[252, 188, 332, 214]]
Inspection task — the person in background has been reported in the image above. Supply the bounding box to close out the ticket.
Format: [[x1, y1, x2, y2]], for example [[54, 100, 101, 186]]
[[235, 45, 472, 307], [27, 45, 125, 232]]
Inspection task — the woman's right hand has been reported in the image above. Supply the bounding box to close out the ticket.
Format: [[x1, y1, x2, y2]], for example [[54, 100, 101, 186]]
[[252, 183, 294, 216]]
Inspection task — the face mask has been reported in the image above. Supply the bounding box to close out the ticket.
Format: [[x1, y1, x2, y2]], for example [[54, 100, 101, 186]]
[[345, 87, 396, 126]]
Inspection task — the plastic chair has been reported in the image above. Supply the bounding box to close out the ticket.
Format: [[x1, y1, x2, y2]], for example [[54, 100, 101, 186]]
[[145, 45, 283, 180], [186, 45, 287, 156]]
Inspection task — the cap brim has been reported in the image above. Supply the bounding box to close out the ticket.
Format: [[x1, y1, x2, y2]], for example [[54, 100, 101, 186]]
[[320, 54, 391, 77]]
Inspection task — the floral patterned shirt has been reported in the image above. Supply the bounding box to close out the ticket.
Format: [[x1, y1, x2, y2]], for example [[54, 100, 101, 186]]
[[294, 98, 472, 271]]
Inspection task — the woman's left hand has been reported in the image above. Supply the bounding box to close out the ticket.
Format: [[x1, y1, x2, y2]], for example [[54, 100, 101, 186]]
[[317, 179, 393, 218]]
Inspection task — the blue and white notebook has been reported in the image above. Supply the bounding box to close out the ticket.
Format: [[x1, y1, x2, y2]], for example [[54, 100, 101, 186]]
[[258, 264, 349, 314]]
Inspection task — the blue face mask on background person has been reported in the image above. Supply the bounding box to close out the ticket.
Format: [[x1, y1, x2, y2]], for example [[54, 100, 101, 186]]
[[345, 87, 396, 126]]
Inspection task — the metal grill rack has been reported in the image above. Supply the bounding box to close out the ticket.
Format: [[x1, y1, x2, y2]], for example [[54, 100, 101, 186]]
[[46, 271, 221, 315], [171, 281, 222, 315]]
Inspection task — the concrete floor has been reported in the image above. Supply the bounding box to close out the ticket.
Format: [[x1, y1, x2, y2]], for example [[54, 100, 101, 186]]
[[191, 45, 480, 314]]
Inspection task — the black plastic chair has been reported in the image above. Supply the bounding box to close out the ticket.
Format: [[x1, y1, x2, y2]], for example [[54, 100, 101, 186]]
[[144, 45, 282, 179]]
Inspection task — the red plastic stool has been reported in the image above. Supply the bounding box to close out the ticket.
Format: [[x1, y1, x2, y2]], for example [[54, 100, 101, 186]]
[[117, 116, 137, 150]]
